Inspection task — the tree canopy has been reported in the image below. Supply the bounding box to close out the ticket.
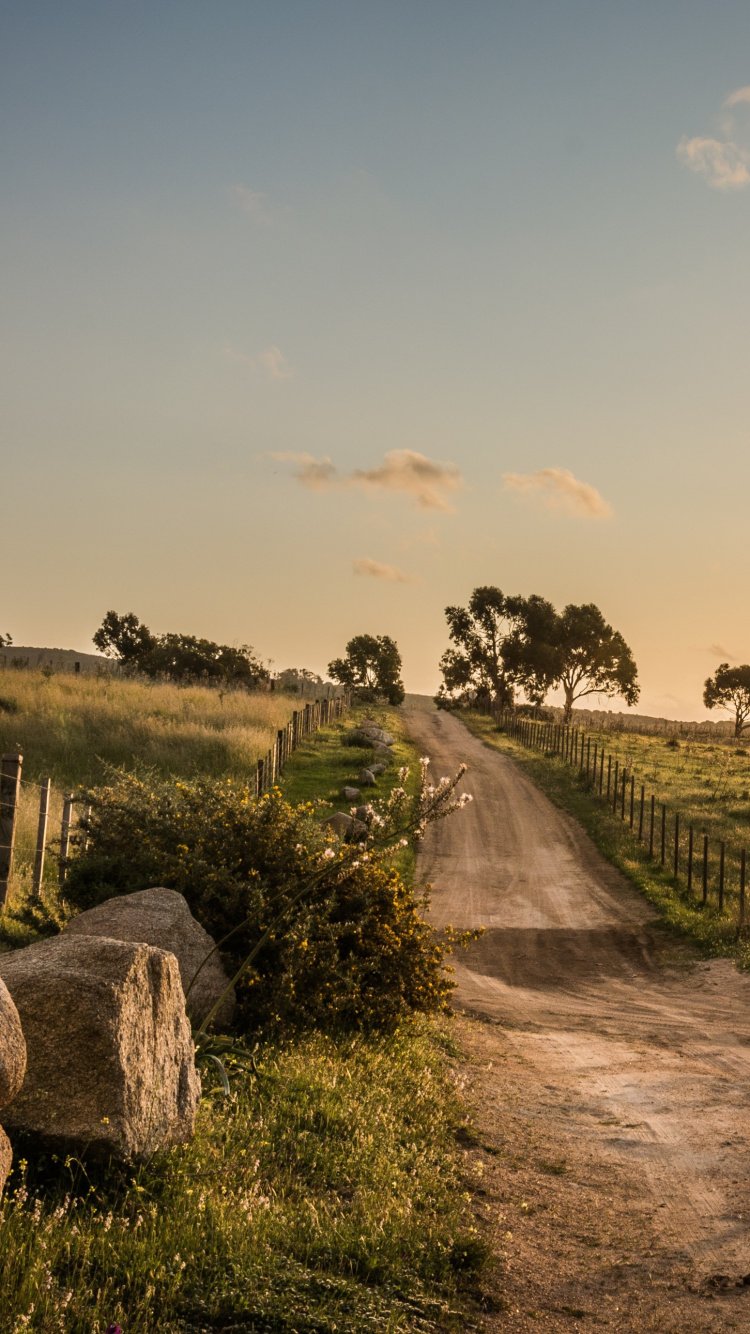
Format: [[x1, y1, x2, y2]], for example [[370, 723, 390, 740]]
[[328, 634, 405, 706], [703, 663, 750, 739], [435, 587, 557, 709], [552, 603, 639, 723], [93, 610, 269, 688]]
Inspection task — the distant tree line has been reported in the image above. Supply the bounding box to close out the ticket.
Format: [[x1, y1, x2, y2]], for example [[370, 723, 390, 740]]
[[93, 611, 269, 688], [435, 587, 640, 723]]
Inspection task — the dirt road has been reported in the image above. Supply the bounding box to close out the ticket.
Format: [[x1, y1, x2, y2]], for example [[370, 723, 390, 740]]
[[404, 706, 750, 1326]]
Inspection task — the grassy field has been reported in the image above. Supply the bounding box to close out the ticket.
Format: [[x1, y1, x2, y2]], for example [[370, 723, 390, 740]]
[[0, 669, 297, 916], [1, 1021, 486, 1334], [462, 711, 750, 966], [279, 702, 422, 883]]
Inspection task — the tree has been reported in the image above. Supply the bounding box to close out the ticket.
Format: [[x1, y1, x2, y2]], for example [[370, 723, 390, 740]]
[[0, 632, 12, 648], [93, 611, 269, 687], [552, 603, 639, 724], [93, 611, 156, 665], [328, 634, 405, 706], [703, 663, 750, 740], [436, 586, 557, 708]]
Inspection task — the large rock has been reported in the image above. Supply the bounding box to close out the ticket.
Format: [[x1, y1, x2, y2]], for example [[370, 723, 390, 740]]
[[0, 978, 25, 1110], [358, 769, 377, 786], [342, 786, 361, 801], [0, 935, 200, 1162], [0, 978, 26, 1200], [65, 888, 235, 1030], [359, 726, 394, 745]]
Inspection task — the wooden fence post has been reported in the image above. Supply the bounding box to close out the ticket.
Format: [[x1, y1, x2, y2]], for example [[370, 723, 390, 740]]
[[687, 825, 693, 893], [649, 794, 655, 857], [629, 774, 635, 828], [621, 770, 626, 820], [719, 842, 725, 911], [59, 791, 74, 887], [607, 755, 612, 801], [638, 784, 645, 840], [740, 849, 746, 931], [673, 812, 679, 882], [599, 749, 604, 794], [660, 804, 666, 866], [702, 835, 709, 903], [32, 777, 52, 898], [0, 753, 23, 910], [613, 761, 619, 812]]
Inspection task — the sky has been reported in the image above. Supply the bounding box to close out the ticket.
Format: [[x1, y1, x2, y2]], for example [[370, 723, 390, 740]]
[[2, 1, 750, 718]]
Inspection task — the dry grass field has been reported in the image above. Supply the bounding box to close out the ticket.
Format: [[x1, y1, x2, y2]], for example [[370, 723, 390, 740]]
[[0, 669, 297, 915]]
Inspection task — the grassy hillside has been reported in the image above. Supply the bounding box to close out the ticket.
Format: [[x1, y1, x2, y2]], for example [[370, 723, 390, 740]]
[[0, 669, 297, 915]]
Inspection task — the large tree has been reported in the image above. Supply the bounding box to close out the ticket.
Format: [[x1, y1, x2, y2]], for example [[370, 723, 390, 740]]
[[703, 663, 750, 740], [328, 634, 405, 706], [552, 603, 639, 723], [436, 586, 557, 708], [93, 611, 156, 665]]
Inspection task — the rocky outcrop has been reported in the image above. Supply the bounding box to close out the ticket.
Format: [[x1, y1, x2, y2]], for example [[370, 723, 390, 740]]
[[0, 935, 200, 1162], [0, 978, 26, 1199], [65, 887, 235, 1029]]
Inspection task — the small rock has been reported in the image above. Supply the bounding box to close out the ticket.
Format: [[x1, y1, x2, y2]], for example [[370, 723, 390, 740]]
[[369, 764, 387, 776], [342, 786, 361, 801], [354, 805, 371, 822], [358, 769, 377, 786], [371, 743, 393, 756], [65, 888, 235, 1030], [323, 811, 354, 838], [0, 934, 200, 1162]]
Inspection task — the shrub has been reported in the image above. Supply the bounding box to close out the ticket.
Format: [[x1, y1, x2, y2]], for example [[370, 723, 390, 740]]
[[61, 770, 473, 1035]]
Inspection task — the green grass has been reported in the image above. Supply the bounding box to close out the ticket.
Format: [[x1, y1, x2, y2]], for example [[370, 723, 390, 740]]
[[0, 1020, 484, 1334], [279, 703, 422, 884], [461, 711, 750, 968]]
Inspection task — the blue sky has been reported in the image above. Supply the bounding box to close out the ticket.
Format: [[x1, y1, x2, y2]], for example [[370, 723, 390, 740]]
[[3, 1, 750, 714]]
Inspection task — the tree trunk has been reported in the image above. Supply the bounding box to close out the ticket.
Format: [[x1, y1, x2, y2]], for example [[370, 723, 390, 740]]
[[563, 688, 574, 725]]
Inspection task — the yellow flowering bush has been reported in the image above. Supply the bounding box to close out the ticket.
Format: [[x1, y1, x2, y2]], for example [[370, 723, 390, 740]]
[[61, 772, 473, 1034]]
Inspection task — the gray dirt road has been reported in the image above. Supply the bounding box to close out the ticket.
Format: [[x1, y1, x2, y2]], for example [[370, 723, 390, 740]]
[[404, 705, 750, 1283]]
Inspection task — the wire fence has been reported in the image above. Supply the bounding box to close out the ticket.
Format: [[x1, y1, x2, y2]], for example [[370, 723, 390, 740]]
[[498, 710, 748, 930], [0, 692, 351, 912]]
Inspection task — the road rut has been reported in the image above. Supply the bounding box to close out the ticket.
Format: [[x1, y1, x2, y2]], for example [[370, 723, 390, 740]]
[[405, 706, 750, 1286]]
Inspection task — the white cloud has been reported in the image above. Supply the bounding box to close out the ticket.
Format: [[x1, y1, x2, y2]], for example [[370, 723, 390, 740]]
[[676, 135, 750, 189], [258, 346, 293, 379], [725, 86, 750, 108], [677, 88, 750, 189], [352, 557, 420, 584], [224, 344, 294, 380], [502, 467, 612, 519], [271, 448, 463, 512], [270, 452, 336, 490]]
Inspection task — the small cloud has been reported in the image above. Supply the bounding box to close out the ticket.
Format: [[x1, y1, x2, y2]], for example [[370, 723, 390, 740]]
[[270, 452, 336, 490], [725, 86, 750, 108], [502, 467, 612, 519], [229, 184, 273, 224], [352, 557, 421, 584], [270, 448, 463, 512], [258, 345, 293, 380], [352, 450, 462, 512], [676, 135, 750, 189], [708, 643, 737, 661], [224, 343, 294, 379], [677, 89, 750, 190]]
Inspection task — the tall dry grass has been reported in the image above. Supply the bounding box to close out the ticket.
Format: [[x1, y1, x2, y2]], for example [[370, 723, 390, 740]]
[[0, 669, 297, 918]]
